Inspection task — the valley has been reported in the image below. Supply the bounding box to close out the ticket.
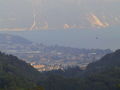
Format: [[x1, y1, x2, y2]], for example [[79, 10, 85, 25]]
[[0, 33, 112, 71]]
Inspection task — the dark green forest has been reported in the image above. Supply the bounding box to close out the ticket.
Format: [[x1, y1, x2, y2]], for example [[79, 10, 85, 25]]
[[1, 50, 120, 90], [0, 52, 44, 90]]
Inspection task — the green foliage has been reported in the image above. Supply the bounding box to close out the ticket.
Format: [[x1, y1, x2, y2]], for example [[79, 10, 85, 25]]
[[1, 50, 120, 90], [0, 52, 42, 90], [40, 49, 120, 90]]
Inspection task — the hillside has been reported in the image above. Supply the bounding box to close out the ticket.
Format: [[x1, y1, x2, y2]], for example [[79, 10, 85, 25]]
[[40, 50, 120, 90], [1, 49, 120, 90], [86, 49, 120, 74], [0, 33, 32, 45], [0, 52, 43, 90]]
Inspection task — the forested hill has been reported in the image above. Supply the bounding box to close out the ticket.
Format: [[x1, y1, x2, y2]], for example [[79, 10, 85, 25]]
[[1, 50, 120, 90], [86, 49, 120, 73], [43, 49, 120, 77], [40, 50, 120, 90], [88, 49, 120, 67], [0, 52, 44, 90]]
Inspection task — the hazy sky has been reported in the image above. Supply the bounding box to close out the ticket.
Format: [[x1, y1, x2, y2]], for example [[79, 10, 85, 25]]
[[0, 0, 120, 50], [1, 27, 120, 50], [0, 0, 120, 30]]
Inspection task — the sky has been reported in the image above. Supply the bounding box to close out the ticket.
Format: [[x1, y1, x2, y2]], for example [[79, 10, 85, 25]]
[[1, 27, 120, 50], [0, 0, 120, 30], [0, 0, 120, 50]]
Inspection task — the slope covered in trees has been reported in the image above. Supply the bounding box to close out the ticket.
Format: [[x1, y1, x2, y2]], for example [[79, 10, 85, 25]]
[[40, 50, 120, 90], [1, 50, 120, 90], [0, 52, 44, 90]]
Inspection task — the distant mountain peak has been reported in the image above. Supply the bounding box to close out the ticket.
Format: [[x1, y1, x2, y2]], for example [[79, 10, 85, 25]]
[[0, 33, 32, 44]]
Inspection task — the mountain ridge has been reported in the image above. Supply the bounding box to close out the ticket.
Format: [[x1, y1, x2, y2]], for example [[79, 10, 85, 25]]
[[0, 52, 43, 90], [0, 33, 32, 45]]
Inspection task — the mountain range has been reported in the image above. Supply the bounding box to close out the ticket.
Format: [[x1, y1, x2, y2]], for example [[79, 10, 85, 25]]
[[0, 33, 111, 67]]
